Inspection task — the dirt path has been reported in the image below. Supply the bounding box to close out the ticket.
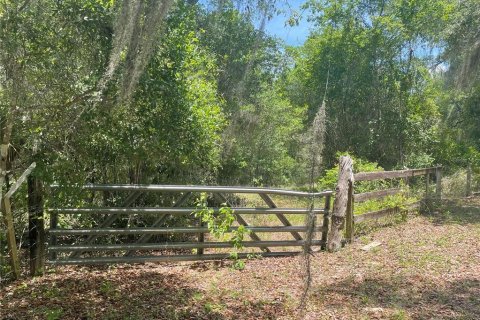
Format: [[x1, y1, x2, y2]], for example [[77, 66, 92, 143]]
[[1, 197, 479, 320]]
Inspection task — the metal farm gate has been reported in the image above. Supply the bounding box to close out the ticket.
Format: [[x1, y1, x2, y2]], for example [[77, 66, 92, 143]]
[[47, 185, 333, 265]]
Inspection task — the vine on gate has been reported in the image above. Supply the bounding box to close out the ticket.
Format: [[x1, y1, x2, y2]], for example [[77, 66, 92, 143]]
[[194, 193, 250, 269]]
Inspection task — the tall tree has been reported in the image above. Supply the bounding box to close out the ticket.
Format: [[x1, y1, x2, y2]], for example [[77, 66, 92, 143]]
[[285, 0, 451, 169]]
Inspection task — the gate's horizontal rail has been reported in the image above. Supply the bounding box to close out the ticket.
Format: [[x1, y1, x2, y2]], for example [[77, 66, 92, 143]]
[[50, 207, 326, 215], [49, 240, 323, 252], [51, 184, 333, 197], [49, 226, 327, 235], [47, 252, 300, 265]]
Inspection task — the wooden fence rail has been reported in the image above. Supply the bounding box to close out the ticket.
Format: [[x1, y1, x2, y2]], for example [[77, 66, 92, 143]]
[[354, 168, 437, 181]]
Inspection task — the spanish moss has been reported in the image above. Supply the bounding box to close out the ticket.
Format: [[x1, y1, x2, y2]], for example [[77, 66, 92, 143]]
[[99, 0, 174, 102]]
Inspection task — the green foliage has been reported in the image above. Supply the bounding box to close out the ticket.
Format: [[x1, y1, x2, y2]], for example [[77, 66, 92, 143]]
[[354, 194, 412, 216], [285, 0, 449, 169], [230, 256, 246, 270], [219, 88, 307, 185], [2, 0, 475, 193], [18, 1, 226, 188], [194, 193, 249, 267], [194, 193, 236, 239], [403, 152, 436, 169], [1, 0, 480, 278], [319, 152, 384, 192], [435, 0, 480, 167], [198, 1, 301, 186], [318, 153, 418, 216], [44, 308, 64, 320], [443, 0, 480, 88]]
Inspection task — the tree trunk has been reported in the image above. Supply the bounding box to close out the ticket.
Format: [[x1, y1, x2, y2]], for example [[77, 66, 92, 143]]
[[28, 176, 45, 276], [0, 122, 20, 278]]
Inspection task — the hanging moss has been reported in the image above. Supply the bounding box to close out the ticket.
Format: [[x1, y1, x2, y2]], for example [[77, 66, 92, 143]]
[[99, 0, 174, 101]]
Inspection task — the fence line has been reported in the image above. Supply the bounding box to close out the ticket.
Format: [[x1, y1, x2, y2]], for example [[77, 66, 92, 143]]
[[3, 159, 478, 278], [350, 166, 441, 242], [327, 160, 442, 250]]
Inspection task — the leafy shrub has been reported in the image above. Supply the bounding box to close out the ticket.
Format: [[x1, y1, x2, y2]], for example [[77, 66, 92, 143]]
[[194, 193, 249, 267], [442, 169, 469, 197], [354, 193, 413, 215], [319, 152, 386, 193], [403, 152, 435, 169]]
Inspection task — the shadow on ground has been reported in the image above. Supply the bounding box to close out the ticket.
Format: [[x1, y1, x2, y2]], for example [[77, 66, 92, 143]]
[[430, 197, 480, 225], [1, 267, 285, 320], [312, 275, 480, 319]]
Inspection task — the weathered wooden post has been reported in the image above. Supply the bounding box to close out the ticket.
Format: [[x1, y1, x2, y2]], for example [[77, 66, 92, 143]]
[[320, 194, 331, 250], [424, 172, 430, 212], [466, 164, 472, 197], [327, 156, 354, 252], [436, 166, 442, 200], [49, 212, 58, 261], [28, 176, 45, 276], [345, 180, 354, 243]]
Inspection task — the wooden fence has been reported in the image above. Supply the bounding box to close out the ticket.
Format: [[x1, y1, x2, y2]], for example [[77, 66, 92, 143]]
[[2, 160, 478, 278], [327, 157, 443, 250], [347, 167, 441, 242], [46, 185, 333, 266]]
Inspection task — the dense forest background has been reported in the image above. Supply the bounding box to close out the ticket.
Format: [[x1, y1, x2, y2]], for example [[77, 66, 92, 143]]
[[1, 0, 479, 190]]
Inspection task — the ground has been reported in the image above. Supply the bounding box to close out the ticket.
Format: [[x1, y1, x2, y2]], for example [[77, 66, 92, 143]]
[[1, 197, 479, 320]]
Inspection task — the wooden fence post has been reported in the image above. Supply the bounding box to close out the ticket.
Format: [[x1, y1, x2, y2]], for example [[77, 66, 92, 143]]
[[327, 156, 354, 252], [345, 180, 354, 243], [466, 164, 472, 197], [49, 212, 58, 261], [424, 172, 430, 212], [28, 176, 45, 276], [320, 194, 331, 250], [436, 167, 442, 200]]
